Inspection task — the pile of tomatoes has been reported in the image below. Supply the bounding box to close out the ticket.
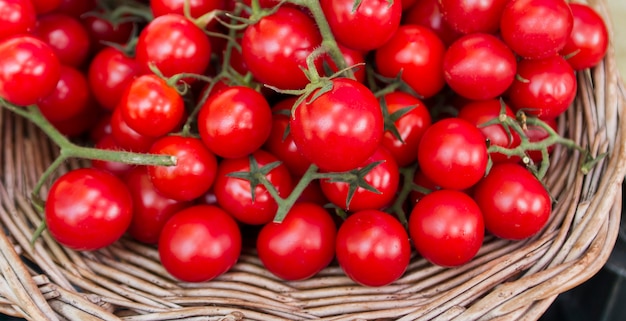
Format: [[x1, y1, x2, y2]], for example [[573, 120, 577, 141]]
[[0, 0, 609, 287]]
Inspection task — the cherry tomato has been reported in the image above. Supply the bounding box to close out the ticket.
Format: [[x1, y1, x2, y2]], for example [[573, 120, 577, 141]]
[[241, 6, 321, 90], [457, 99, 521, 163], [443, 33, 517, 100], [524, 117, 558, 163], [158, 205, 241, 282], [119, 74, 185, 138], [320, 0, 402, 51], [321, 146, 400, 212], [290, 77, 384, 172], [375, 25, 446, 99], [0, 0, 37, 40], [409, 189, 484, 267], [336, 210, 411, 287], [147, 135, 218, 201], [508, 55, 577, 120], [124, 166, 191, 244], [0, 35, 61, 106], [110, 106, 157, 153], [38, 65, 93, 123], [198, 86, 273, 159], [438, 0, 508, 34], [45, 168, 133, 251], [135, 14, 211, 79], [214, 150, 293, 225], [402, 0, 461, 46], [91, 134, 135, 177], [81, 11, 135, 52], [500, 0, 573, 59], [380, 91, 432, 167], [88, 46, 141, 111], [31, 0, 61, 14], [473, 162, 551, 240], [257, 202, 336, 281], [151, 0, 225, 20], [33, 13, 91, 67], [322, 44, 366, 83], [560, 3, 609, 70], [418, 118, 489, 190]]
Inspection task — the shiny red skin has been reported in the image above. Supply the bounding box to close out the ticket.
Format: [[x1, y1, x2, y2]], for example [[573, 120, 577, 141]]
[[38, 65, 92, 122], [560, 3, 609, 70], [335, 210, 411, 287], [0, 0, 37, 40], [473, 163, 552, 240], [409, 189, 484, 267], [289, 78, 384, 172], [257, 202, 337, 281], [34, 13, 91, 67], [402, 0, 461, 46], [0, 35, 61, 106], [110, 107, 157, 153], [88, 47, 141, 111], [438, 0, 508, 34], [158, 205, 241, 282], [150, 0, 225, 19], [45, 168, 133, 251]]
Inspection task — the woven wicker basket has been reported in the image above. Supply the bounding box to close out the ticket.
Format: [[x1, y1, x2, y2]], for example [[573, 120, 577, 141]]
[[2, 0, 626, 320]]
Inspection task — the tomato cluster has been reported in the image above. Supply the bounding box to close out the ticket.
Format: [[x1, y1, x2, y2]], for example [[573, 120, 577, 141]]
[[0, 0, 609, 286]]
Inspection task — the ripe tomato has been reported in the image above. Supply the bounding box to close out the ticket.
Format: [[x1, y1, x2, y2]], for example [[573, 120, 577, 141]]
[[147, 135, 218, 201], [214, 150, 293, 225], [336, 210, 411, 287], [45, 168, 133, 251], [375, 25, 446, 99], [135, 14, 211, 79], [409, 189, 484, 267], [33, 13, 91, 67], [110, 107, 157, 153], [87, 47, 141, 111], [524, 117, 558, 163], [91, 134, 135, 177], [380, 91, 432, 167], [473, 163, 551, 240], [457, 99, 521, 163], [197, 86, 273, 159], [256, 202, 336, 281], [0, 0, 37, 40], [402, 0, 461, 46], [151, 0, 225, 19], [0, 35, 61, 106], [289, 77, 384, 172], [158, 205, 241, 282], [119, 74, 185, 138], [241, 6, 321, 90], [438, 0, 508, 34], [560, 3, 609, 70], [500, 0, 573, 59], [320, 146, 400, 212], [418, 118, 489, 190], [443, 33, 517, 100], [81, 11, 135, 52], [38, 65, 93, 123], [320, 0, 402, 52], [31, 0, 61, 14], [508, 55, 577, 120], [124, 166, 191, 244]]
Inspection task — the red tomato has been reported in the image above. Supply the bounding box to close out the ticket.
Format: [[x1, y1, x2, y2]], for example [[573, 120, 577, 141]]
[[290, 77, 384, 172], [135, 14, 211, 79], [336, 210, 411, 287], [457, 99, 521, 163], [438, 0, 508, 34], [418, 118, 489, 190], [257, 202, 336, 281], [500, 0, 573, 59], [409, 189, 484, 267], [443, 33, 517, 100], [241, 6, 321, 90], [320, 146, 400, 212], [87, 47, 141, 111], [119, 74, 185, 138], [473, 163, 551, 240], [151, 0, 225, 19], [45, 168, 133, 251], [81, 11, 135, 52], [147, 135, 218, 201], [402, 0, 461, 46], [508, 55, 577, 120], [31, 0, 61, 14], [214, 150, 293, 225], [91, 134, 135, 177], [0, 0, 37, 40], [524, 117, 558, 163], [33, 13, 91, 67], [0, 35, 61, 106], [375, 25, 446, 99], [380, 91, 432, 167], [198, 86, 273, 159], [320, 0, 402, 51], [110, 107, 157, 153], [124, 166, 191, 244], [38, 65, 93, 122], [560, 3, 609, 70], [158, 205, 241, 282], [322, 44, 366, 83]]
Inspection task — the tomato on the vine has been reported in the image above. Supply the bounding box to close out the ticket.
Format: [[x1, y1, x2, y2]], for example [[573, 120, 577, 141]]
[[45, 168, 133, 251], [87, 46, 141, 111]]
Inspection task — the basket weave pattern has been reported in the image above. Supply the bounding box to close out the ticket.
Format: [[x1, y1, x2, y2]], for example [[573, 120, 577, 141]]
[[2, 0, 626, 320]]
